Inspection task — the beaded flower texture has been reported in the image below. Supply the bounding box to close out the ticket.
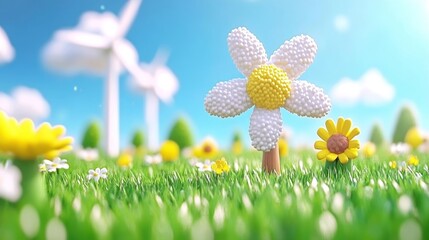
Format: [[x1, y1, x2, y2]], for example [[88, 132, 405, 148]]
[[205, 27, 331, 151]]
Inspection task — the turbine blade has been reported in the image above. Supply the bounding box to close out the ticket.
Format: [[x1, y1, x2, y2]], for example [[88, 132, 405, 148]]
[[113, 41, 151, 88], [152, 48, 169, 66], [55, 30, 110, 49], [116, 0, 142, 38]]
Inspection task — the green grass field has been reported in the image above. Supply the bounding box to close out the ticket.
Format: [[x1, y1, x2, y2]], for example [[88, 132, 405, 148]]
[[1, 151, 429, 240]]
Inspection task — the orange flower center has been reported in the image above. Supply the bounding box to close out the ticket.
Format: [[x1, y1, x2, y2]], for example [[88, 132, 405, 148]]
[[203, 144, 212, 153], [327, 134, 349, 154]]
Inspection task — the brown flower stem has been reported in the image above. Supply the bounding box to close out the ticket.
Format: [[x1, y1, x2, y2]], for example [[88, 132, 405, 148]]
[[262, 143, 280, 174]]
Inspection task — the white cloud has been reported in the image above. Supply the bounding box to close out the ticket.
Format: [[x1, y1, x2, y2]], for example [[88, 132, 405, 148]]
[[42, 11, 134, 76], [0, 87, 50, 121], [334, 15, 350, 32], [331, 69, 395, 106], [0, 26, 15, 64]]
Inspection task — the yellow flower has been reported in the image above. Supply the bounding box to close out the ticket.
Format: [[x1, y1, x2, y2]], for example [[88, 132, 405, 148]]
[[314, 117, 360, 164], [407, 155, 419, 166], [278, 138, 288, 157], [362, 142, 376, 158], [405, 127, 424, 149], [0, 112, 73, 160], [160, 140, 180, 162], [117, 152, 133, 167], [193, 137, 219, 159], [211, 157, 230, 174], [389, 161, 397, 169]]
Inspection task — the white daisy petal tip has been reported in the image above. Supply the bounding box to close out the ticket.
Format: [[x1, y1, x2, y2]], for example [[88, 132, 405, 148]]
[[204, 79, 253, 118], [249, 108, 283, 151], [227, 27, 268, 76], [284, 80, 331, 118], [270, 34, 317, 80]]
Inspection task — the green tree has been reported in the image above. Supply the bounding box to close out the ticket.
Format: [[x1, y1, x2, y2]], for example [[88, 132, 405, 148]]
[[81, 121, 101, 149], [168, 117, 194, 150], [369, 123, 385, 147], [232, 131, 242, 143], [131, 130, 145, 149], [392, 106, 417, 143]]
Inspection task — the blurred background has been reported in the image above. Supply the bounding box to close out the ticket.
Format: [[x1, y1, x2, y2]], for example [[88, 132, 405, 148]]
[[0, 0, 428, 150]]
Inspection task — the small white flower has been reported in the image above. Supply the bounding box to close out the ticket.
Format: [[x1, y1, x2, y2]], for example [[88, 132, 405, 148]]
[[419, 140, 429, 153], [39, 163, 47, 173], [0, 162, 22, 202], [44, 157, 69, 172], [182, 147, 193, 159], [390, 143, 410, 156], [195, 160, 213, 172], [398, 161, 408, 172], [188, 158, 200, 166], [76, 148, 99, 161], [87, 168, 108, 182], [144, 154, 162, 165]]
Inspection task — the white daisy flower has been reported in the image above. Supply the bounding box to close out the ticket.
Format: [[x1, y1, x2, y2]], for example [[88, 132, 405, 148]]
[[144, 154, 163, 165], [205, 27, 331, 151], [195, 160, 213, 172], [390, 143, 410, 156], [43, 157, 69, 172], [0, 161, 22, 202], [75, 148, 99, 161], [87, 168, 108, 182], [39, 163, 47, 173], [188, 158, 200, 166]]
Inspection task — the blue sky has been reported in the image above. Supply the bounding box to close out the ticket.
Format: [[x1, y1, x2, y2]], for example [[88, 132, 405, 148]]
[[0, 0, 428, 149]]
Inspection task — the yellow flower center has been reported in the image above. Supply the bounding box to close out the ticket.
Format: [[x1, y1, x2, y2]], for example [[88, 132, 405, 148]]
[[327, 134, 349, 154], [246, 64, 291, 110]]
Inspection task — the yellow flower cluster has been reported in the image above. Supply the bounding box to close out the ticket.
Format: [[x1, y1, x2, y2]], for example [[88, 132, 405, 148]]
[[211, 157, 230, 174], [0, 112, 73, 160], [389, 155, 419, 170]]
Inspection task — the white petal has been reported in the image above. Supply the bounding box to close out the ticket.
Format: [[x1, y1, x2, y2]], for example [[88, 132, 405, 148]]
[[269, 35, 317, 80], [205, 78, 253, 118], [153, 66, 179, 103], [88, 169, 95, 174], [60, 164, 69, 169], [43, 160, 53, 165], [94, 175, 100, 181], [100, 168, 108, 174], [284, 80, 331, 118], [87, 174, 93, 180], [227, 27, 268, 76], [249, 107, 282, 151]]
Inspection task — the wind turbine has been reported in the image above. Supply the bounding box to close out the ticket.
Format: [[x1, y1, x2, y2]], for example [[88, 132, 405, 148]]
[[130, 50, 179, 151], [0, 26, 15, 64], [44, 0, 150, 156]]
